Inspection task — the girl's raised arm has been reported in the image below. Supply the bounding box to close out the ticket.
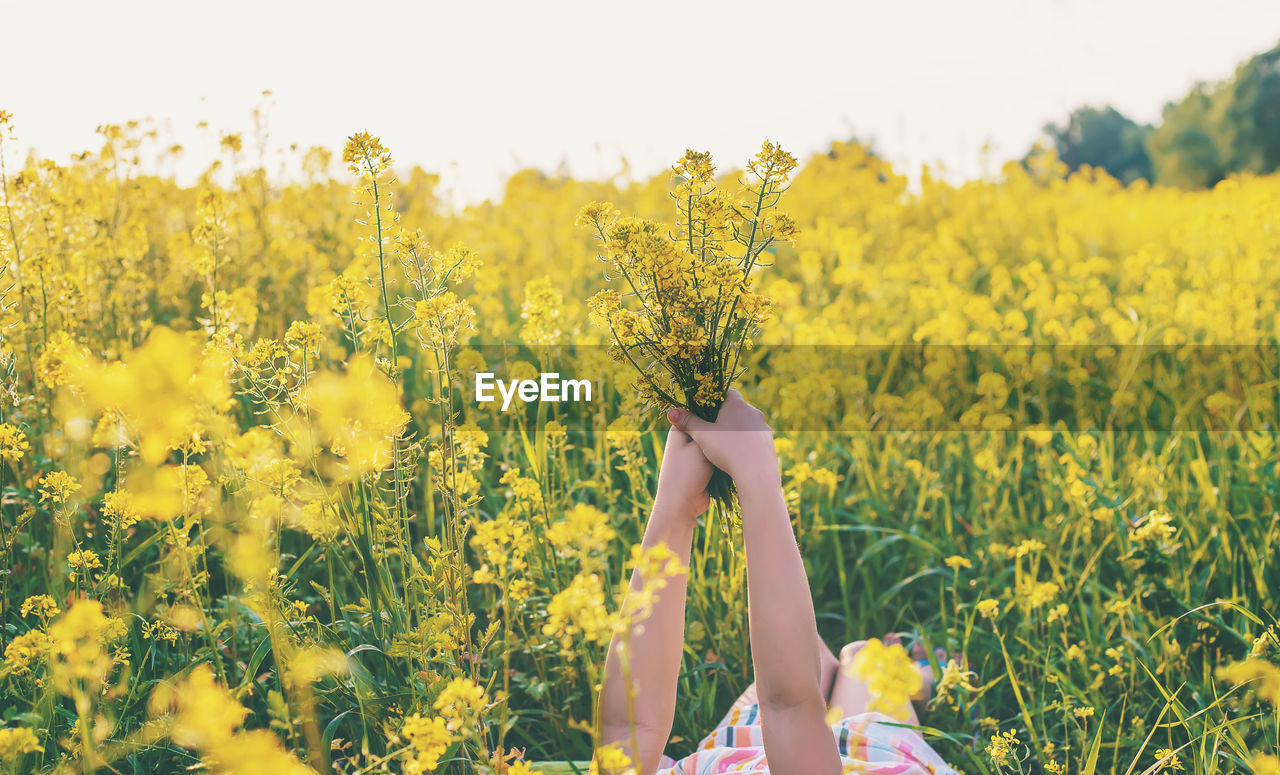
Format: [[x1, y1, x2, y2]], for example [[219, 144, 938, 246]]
[[670, 390, 841, 775], [597, 427, 711, 774]]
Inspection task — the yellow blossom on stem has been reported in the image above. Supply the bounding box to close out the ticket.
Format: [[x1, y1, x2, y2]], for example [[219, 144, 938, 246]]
[[39, 470, 79, 504]]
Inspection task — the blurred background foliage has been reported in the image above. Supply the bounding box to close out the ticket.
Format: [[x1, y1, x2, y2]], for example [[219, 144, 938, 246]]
[[1032, 41, 1280, 189]]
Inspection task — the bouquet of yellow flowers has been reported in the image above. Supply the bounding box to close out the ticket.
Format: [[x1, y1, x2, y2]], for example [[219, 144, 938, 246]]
[[577, 142, 799, 505]]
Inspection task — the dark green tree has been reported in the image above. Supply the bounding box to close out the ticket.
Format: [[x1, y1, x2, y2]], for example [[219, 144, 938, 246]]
[[1146, 40, 1280, 188], [1038, 105, 1154, 183], [1219, 43, 1280, 175], [1146, 84, 1227, 188]]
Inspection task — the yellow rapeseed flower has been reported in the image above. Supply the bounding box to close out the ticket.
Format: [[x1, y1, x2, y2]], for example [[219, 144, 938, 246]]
[[1251, 754, 1280, 775], [0, 727, 42, 762], [433, 677, 487, 737], [1216, 658, 1280, 705], [38, 470, 80, 504], [148, 663, 247, 750], [19, 594, 59, 619], [847, 637, 923, 720], [542, 573, 613, 653], [401, 714, 452, 774], [0, 423, 29, 461], [986, 729, 1020, 767]]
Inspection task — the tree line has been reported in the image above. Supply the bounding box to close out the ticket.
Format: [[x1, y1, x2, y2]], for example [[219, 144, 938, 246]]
[[1032, 40, 1280, 187]]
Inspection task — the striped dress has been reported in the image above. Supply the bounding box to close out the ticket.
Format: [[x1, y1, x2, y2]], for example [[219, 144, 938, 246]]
[[654, 703, 958, 774]]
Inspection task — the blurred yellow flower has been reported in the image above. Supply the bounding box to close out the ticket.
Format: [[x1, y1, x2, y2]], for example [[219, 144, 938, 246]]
[[847, 637, 923, 720]]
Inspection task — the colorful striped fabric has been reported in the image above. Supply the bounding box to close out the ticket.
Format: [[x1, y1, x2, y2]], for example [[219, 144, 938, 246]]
[[654, 703, 958, 774]]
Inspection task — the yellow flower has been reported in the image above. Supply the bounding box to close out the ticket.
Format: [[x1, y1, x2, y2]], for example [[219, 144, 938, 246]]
[[1251, 625, 1278, 659], [1017, 579, 1059, 609], [619, 542, 687, 627], [586, 142, 789, 424], [932, 659, 978, 708], [0, 423, 29, 462], [1251, 754, 1280, 775], [747, 140, 798, 181], [414, 291, 476, 348], [944, 555, 972, 571], [149, 663, 248, 750], [142, 620, 179, 645], [1154, 748, 1185, 771], [206, 728, 313, 775], [543, 573, 614, 652], [1025, 428, 1053, 445], [342, 131, 391, 175], [1106, 598, 1133, 617], [0, 727, 42, 762], [847, 637, 923, 720], [39, 470, 80, 505], [977, 599, 1001, 619], [66, 550, 103, 582], [591, 743, 635, 775], [400, 714, 452, 774], [986, 729, 1020, 767], [101, 490, 142, 529], [433, 677, 487, 737], [1014, 538, 1046, 557], [1131, 509, 1177, 545], [1216, 658, 1280, 705], [36, 331, 81, 389], [47, 600, 117, 691], [674, 149, 716, 184], [3, 630, 51, 676], [576, 200, 619, 228], [302, 353, 408, 477], [508, 760, 543, 775], [20, 595, 59, 619], [546, 503, 616, 558], [470, 512, 534, 581], [72, 326, 233, 466], [496, 468, 540, 510], [520, 276, 563, 346]]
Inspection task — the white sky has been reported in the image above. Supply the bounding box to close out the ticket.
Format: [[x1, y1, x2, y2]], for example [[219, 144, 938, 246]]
[[3, 0, 1279, 207]]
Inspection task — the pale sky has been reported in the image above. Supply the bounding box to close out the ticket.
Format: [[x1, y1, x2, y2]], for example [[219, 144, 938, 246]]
[[3, 1, 1279, 206]]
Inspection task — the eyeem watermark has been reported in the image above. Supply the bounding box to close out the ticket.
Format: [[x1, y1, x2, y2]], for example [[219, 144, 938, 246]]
[[475, 372, 593, 412]]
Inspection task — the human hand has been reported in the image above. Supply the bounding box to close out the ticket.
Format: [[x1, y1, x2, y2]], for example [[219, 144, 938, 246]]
[[654, 425, 713, 520], [666, 388, 779, 487]]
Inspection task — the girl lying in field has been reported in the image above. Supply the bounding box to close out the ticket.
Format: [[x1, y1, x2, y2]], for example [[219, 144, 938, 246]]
[[596, 388, 959, 775]]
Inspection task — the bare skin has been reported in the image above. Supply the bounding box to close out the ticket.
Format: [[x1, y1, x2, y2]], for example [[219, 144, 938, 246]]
[[597, 426, 712, 774], [597, 389, 949, 773]]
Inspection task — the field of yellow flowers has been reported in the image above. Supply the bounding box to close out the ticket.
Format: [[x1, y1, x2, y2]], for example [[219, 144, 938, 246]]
[[1, 109, 1279, 775]]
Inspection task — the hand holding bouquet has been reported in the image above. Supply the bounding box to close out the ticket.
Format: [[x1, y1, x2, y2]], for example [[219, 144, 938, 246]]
[[577, 142, 799, 506]]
